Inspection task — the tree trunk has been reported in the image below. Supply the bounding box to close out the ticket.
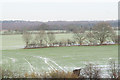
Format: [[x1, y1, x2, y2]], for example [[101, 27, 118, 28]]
[[26, 42, 28, 48], [99, 40, 104, 45], [79, 41, 82, 46], [40, 40, 42, 47]]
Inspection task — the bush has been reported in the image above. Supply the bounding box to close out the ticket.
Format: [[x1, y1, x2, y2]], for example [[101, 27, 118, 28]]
[[80, 63, 101, 78], [108, 59, 119, 79]]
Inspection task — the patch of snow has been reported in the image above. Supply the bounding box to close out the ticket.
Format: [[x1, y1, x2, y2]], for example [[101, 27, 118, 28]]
[[9, 58, 16, 63]]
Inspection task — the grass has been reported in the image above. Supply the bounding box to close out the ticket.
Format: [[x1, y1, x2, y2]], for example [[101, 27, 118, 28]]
[[2, 45, 118, 73], [1, 34, 118, 78], [1, 63, 119, 78], [2, 69, 78, 78], [1, 33, 73, 50]]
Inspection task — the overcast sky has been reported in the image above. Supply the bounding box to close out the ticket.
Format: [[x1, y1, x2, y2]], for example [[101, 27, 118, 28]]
[[0, 0, 119, 21]]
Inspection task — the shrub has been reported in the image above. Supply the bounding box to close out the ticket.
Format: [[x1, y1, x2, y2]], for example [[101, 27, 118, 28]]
[[108, 59, 119, 79], [45, 70, 78, 78], [80, 63, 101, 78]]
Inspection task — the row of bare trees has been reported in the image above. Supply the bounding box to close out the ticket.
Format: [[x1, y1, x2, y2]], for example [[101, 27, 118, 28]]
[[22, 31, 55, 48], [22, 22, 118, 48], [73, 22, 118, 45]]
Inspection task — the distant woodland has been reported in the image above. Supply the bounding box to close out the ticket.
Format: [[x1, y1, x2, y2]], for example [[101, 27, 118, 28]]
[[1, 20, 118, 31]]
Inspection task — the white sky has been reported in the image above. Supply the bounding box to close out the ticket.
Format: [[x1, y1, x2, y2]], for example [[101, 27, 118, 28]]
[[0, 0, 119, 21]]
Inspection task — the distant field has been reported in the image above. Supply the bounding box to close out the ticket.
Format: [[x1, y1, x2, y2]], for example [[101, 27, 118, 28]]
[[1, 31, 119, 50], [2, 33, 73, 50]]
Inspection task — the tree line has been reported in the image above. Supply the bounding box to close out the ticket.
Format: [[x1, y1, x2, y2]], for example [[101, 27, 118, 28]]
[[2, 20, 118, 31], [22, 22, 119, 48]]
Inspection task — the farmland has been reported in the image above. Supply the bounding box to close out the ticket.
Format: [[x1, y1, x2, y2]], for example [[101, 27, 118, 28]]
[[1, 1, 119, 78], [2, 30, 119, 50], [2, 33, 73, 50], [1, 34, 118, 75]]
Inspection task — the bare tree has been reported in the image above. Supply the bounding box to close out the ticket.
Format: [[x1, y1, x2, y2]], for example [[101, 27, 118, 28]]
[[86, 28, 97, 45], [47, 32, 56, 46], [73, 27, 85, 45], [93, 22, 115, 45], [35, 30, 47, 47], [110, 34, 118, 44], [108, 59, 119, 79], [61, 39, 67, 46], [81, 64, 101, 78], [67, 39, 72, 46], [22, 31, 32, 48]]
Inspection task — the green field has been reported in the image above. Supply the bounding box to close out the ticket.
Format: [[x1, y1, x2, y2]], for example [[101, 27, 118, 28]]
[[2, 34, 73, 50], [1, 34, 118, 74]]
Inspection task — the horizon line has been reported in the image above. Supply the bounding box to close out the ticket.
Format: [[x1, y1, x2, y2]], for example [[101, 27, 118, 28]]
[[0, 19, 118, 22]]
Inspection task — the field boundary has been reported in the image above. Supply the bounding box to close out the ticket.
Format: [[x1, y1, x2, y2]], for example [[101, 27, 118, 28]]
[[24, 44, 118, 49]]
